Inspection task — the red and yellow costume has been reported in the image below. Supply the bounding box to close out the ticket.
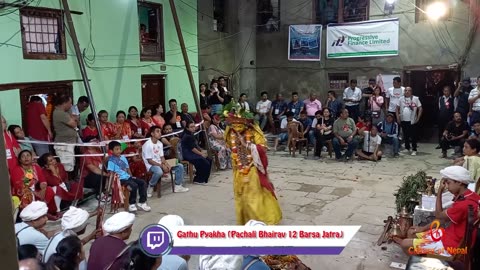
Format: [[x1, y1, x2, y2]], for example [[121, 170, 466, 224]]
[[10, 164, 57, 214]]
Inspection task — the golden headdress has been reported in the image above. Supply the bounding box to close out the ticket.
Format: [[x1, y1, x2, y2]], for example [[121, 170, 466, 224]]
[[221, 100, 255, 126]]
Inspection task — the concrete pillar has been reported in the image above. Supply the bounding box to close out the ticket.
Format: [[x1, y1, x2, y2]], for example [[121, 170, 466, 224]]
[[0, 112, 19, 269], [236, 0, 256, 99]]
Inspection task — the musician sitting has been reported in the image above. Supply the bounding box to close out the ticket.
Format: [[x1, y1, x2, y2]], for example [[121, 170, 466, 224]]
[[273, 112, 298, 151], [356, 126, 382, 161], [393, 166, 480, 257], [107, 141, 151, 212]]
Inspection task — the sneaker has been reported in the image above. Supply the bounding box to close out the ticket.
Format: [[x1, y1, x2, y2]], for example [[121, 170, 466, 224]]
[[322, 146, 327, 152], [401, 149, 410, 153], [411, 151, 417, 156], [137, 203, 151, 212], [193, 181, 207, 185], [147, 186, 154, 198], [174, 185, 189, 193], [128, 204, 137, 212]]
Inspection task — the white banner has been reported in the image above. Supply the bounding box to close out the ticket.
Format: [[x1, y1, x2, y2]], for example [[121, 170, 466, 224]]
[[327, 18, 399, 59]]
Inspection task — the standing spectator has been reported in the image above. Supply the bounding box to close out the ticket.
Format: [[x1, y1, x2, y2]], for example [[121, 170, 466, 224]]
[[199, 83, 209, 108], [437, 86, 455, 146], [218, 76, 233, 105], [440, 112, 469, 158], [287, 92, 304, 119], [2, 116, 21, 173], [70, 96, 90, 127], [208, 79, 224, 114], [454, 79, 474, 121], [332, 109, 358, 161], [26, 95, 52, 156], [255, 91, 272, 132], [397, 87, 423, 156], [386, 77, 405, 119], [165, 99, 183, 131], [378, 113, 400, 157], [343, 79, 362, 122], [52, 94, 77, 173], [369, 86, 385, 126], [468, 76, 480, 125], [361, 78, 376, 116], [303, 93, 322, 120], [182, 122, 212, 184], [143, 126, 189, 196], [325, 90, 342, 119]]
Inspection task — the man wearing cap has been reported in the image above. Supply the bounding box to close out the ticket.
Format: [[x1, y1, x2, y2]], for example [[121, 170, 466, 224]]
[[158, 215, 189, 270], [454, 79, 474, 122], [394, 166, 480, 257], [87, 211, 135, 270], [42, 206, 98, 268], [15, 201, 60, 256]]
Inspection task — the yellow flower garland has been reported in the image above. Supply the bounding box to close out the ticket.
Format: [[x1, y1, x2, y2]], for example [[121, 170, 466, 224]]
[[230, 130, 253, 174]]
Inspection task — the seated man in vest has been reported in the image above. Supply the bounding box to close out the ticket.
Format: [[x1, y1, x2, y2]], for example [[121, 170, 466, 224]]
[[87, 211, 135, 270], [43, 206, 98, 269], [394, 166, 480, 257], [440, 112, 469, 158], [377, 113, 400, 157], [15, 201, 60, 256]]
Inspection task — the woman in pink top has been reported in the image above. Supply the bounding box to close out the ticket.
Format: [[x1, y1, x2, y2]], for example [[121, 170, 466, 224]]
[[369, 86, 385, 126], [152, 104, 166, 128]]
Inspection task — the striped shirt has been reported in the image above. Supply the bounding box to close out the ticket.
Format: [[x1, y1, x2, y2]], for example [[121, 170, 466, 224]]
[[468, 88, 480, 111]]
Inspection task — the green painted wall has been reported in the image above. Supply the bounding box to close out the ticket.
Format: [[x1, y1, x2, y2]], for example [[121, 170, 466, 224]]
[[0, 0, 199, 126]]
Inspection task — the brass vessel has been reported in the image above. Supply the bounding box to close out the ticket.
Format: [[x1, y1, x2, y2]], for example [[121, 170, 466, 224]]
[[397, 207, 413, 238]]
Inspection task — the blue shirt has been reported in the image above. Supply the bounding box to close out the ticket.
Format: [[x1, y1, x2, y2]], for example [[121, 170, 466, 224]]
[[242, 256, 270, 270], [158, 255, 188, 270], [299, 117, 312, 132], [271, 100, 287, 117], [288, 100, 304, 119], [107, 155, 131, 180]]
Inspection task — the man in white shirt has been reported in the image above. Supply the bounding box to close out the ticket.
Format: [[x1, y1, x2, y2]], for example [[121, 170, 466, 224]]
[[343, 79, 362, 122], [15, 202, 60, 256], [397, 87, 423, 156], [386, 77, 405, 118], [468, 76, 480, 125], [356, 126, 382, 161], [143, 126, 189, 196], [255, 91, 272, 132], [70, 96, 90, 127]]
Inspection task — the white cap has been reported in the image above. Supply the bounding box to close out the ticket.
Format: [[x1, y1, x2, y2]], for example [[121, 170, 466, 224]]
[[61, 206, 89, 233], [440, 166, 474, 185], [103, 212, 135, 234], [20, 201, 48, 222]]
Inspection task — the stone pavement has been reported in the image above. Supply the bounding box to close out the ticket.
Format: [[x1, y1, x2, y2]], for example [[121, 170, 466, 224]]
[[73, 142, 452, 270]]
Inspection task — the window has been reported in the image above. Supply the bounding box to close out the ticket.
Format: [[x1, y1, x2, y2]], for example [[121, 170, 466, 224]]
[[19, 7, 66, 60], [257, 0, 280, 32], [314, 0, 368, 24], [138, 1, 165, 62], [213, 0, 226, 32], [328, 73, 349, 94], [415, 0, 451, 23]]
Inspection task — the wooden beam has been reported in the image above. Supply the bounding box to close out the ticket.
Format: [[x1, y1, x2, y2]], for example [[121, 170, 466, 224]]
[[0, 79, 85, 91]]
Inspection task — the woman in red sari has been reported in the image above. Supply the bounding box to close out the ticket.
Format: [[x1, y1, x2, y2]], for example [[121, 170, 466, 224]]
[[114, 110, 133, 140], [140, 107, 155, 135], [82, 113, 99, 142], [10, 150, 59, 220], [39, 153, 82, 203], [152, 104, 166, 129], [127, 106, 144, 138], [98, 110, 116, 140]]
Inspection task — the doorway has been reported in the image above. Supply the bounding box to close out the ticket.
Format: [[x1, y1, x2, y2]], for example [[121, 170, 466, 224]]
[[141, 75, 166, 110], [19, 83, 73, 137], [404, 68, 458, 142]]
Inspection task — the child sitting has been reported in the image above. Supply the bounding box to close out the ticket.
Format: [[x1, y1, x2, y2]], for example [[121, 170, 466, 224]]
[[107, 141, 151, 212]]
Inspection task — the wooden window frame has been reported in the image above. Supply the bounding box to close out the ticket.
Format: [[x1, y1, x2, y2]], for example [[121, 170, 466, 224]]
[[312, 0, 369, 24], [19, 6, 67, 60], [138, 1, 165, 62]]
